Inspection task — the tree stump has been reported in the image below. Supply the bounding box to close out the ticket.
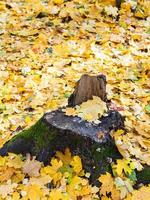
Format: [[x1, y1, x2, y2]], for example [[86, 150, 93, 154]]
[[0, 74, 149, 184]]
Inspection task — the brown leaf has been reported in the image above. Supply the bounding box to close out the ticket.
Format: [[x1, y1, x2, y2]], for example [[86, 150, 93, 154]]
[[0, 167, 15, 182], [22, 154, 42, 177]]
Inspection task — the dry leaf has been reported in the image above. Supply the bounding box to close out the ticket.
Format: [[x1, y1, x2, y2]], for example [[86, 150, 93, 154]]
[[23, 154, 42, 177], [0, 167, 15, 182]]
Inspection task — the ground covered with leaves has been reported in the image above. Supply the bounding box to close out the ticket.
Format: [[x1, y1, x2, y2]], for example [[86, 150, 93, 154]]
[[0, 0, 150, 199]]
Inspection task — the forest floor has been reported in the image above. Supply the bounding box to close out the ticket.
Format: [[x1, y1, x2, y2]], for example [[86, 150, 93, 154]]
[[0, 0, 150, 199]]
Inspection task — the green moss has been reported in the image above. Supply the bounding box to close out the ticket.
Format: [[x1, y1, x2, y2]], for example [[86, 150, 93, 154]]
[[89, 143, 121, 181], [8, 118, 57, 154], [137, 166, 150, 184]]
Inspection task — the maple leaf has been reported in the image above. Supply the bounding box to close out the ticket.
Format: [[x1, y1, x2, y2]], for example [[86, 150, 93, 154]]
[[115, 177, 133, 199], [56, 148, 72, 165], [41, 158, 63, 185], [67, 176, 91, 198], [112, 159, 134, 177], [99, 172, 113, 195], [99, 172, 120, 200], [65, 96, 107, 123], [11, 170, 25, 184], [6, 153, 23, 169], [64, 107, 76, 116], [70, 156, 82, 174], [104, 5, 118, 17], [22, 154, 42, 177], [125, 185, 150, 200], [23, 184, 43, 200], [0, 167, 15, 182], [29, 175, 52, 187]]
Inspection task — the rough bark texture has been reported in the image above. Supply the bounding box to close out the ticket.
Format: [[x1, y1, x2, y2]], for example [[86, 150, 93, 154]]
[[0, 74, 149, 184], [68, 74, 107, 107]]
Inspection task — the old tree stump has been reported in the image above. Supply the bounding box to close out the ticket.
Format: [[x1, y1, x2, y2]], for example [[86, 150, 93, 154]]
[[0, 74, 149, 184]]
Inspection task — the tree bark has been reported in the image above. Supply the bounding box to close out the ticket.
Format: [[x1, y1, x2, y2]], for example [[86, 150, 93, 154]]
[[68, 74, 107, 106]]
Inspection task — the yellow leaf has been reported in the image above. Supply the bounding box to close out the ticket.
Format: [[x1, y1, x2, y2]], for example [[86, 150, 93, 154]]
[[53, 0, 64, 4], [41, 158, 63, 185], [67, 176, 91, 198], [29, 175, 52, 187], [113, 129, 124, 136], [64, 107, 76, 116], [98, 0, 116, 6], [6, 153, 23, 169], [56, 148, 72, 165], [47, 99, 58, 110], [65, 96, 107, 123], [0, 157, 5, 166], [99, 173, 114, 196], [35, 33, 48, 46], [11, 170, 24, 184], [70, 156, 82, 174], [24, 184, 42, 200], [99, 172, 120, 200], [112, 159, 134, 176], [18, 87, 25, 93], [25, 116, 31, 124], [125, 185, 150, 200], [53, 44, 70, 57], [0, 167, 15, 182], [10, 125, 17, 131], [12, 192, 20, 200], [49, 189, 68, 200]]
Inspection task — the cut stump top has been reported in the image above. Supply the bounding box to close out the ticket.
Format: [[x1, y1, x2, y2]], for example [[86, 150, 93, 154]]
[[44, 109, 124, 143]]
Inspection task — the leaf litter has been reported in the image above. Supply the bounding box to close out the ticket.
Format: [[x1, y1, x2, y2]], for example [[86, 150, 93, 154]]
[[0, 0, 150, 199]]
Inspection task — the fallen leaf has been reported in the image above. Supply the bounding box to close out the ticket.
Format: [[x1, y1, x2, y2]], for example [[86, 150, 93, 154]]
[[23, 154, 42, 177], [0, 167, 15, 182]]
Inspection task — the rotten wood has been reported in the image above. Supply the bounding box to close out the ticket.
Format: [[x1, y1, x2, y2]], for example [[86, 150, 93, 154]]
[[68, 74, 107, 107]]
